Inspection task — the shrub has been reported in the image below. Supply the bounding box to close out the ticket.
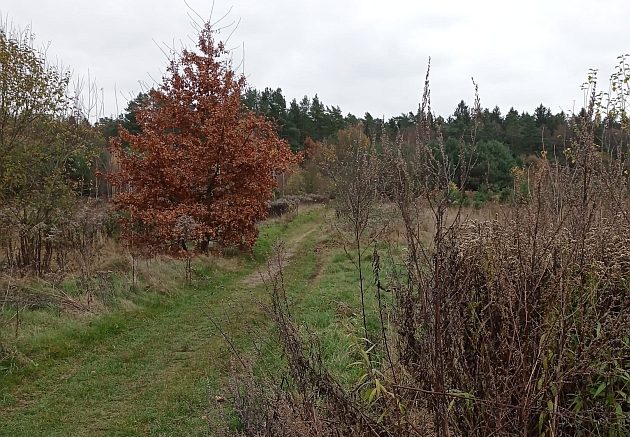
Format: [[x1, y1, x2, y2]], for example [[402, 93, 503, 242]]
[[238, 63, 630, 436]]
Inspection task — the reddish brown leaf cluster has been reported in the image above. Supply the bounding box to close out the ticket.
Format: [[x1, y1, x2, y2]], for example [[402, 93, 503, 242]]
[[109, 24, 297, 256]]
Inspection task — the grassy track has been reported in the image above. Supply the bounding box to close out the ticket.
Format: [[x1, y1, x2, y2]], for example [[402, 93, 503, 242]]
[[0, 207, 330, 436], [1, 206, 378, 436]]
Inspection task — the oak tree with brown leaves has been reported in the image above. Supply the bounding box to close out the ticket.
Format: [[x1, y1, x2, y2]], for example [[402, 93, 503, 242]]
[[110, 24, 296, 257]]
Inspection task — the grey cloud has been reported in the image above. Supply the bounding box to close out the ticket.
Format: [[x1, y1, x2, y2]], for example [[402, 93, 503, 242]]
[[2, 0, 629, 119]]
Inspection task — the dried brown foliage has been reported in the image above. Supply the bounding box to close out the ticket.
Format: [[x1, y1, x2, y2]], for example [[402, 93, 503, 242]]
[[109, 23, 297, 257], [234, 63, 629, 436], [381, 68, 630, 436]]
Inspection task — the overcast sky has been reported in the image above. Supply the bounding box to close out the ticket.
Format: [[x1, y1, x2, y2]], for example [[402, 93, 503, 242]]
[[2, 1, 629, 119]]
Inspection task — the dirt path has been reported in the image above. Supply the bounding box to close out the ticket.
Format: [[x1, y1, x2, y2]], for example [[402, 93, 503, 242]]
[[241, 224, 318, 287]]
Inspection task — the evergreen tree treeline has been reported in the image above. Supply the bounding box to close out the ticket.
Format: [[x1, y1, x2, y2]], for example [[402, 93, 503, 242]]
[[101, 88, 628, 193], [241, 88, 576, 157], [242, 88, 351, 151]]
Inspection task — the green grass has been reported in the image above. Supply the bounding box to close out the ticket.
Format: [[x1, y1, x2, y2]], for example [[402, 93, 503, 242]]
[[0, 206, 383, 436], [282, 241, 386, 386]]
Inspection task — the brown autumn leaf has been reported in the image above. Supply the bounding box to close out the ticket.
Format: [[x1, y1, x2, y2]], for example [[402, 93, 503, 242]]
[[109, 23, 298, 257]]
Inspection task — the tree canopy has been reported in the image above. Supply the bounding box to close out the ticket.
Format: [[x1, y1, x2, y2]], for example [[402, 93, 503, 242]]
[[109, 24, 297, 255], [0, 27, 100, 272]]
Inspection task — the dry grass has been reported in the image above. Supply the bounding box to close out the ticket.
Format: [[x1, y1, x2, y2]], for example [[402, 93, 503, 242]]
[[233, 72, 630, 436], [384, 202, 502, 246]]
